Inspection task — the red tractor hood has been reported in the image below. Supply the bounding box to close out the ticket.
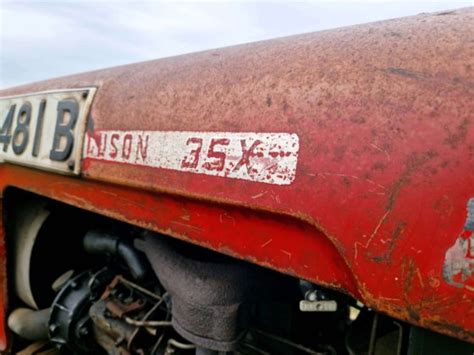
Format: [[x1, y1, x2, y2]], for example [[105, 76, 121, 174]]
[[1, 8, 473, 342]]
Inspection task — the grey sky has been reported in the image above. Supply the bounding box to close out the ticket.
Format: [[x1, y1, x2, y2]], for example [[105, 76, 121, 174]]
[[0, 0, 470, 89]]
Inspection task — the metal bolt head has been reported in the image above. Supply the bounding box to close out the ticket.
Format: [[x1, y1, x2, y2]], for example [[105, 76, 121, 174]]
[[307, 290, 318, 301], [67, 159, 75, 171], [79, 326, 89, 337]]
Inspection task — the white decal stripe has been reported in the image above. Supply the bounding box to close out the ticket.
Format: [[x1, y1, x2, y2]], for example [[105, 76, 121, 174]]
[[84, 131, 299, 185]]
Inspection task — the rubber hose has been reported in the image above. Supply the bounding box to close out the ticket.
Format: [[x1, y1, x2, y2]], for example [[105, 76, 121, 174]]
[[83, 231, 147, 280], [8, 307, 50, 341]]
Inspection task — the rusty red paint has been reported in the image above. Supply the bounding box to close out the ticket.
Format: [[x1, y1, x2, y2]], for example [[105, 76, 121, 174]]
[[0, 199, 7, 351], [0, 8, 473, 346]]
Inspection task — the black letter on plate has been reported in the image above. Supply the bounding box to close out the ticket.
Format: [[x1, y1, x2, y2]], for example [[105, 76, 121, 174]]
[[12, 102, 32, 155], [49, 99, 79, 161], [0, 104, 15, 152], [32, 99, 46, 157]]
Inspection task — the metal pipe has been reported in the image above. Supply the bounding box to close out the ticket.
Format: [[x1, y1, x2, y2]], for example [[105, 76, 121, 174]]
[[7, 308, 50, 341]]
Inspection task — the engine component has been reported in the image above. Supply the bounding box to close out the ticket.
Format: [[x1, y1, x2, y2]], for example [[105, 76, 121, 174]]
[[299, 280, 337, 312], [9, 193, 100, 311], [83, 231, 149, 280], [136, 234, 292, 352], [136, 236, 253, 352], [7, 307, 50, 341], [48, 270, 99, 353], [6, 192, 474, 354], [90, 299, 138, 355], [11, 198, 49, 309], [44, 229, 167, 354], [89, 275, 170, 354], [51, 269, 75, 292]]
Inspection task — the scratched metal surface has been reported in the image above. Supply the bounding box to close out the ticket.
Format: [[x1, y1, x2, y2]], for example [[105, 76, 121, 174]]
[[0, 8, 473, 345]]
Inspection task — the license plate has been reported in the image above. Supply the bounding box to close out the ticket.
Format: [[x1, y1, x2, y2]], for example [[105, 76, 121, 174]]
[[0, 88, 96, 174]]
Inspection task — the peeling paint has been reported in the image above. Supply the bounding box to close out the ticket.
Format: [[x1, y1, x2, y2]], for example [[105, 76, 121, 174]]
[[443, 198, 474, 290]]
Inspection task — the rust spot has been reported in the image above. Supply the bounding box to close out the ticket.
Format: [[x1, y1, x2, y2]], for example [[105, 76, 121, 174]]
[[444, 117, 470, 149], [350, 116, 366, 124], [407, 307, 420, 322], [372, 161, 386, 171], [430, 320, 474, 341], [371, 221, 407, 263], [403, 257, 416, 296], [386, 67, 425, 80], [266, 96, 272, 107], [342, 176, 351, 187], [387, 31, 402, 38], [386, 150, 437, 212]]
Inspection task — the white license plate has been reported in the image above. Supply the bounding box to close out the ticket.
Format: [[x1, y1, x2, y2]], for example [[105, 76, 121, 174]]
[[0, 88, 96, 174]]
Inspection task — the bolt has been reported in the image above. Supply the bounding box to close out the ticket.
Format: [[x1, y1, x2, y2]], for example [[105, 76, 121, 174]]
[[82, 92, 88, 99], [307, 291, 318, 301], [79, 326, 89, 337], [49, 324, 58, 334], [67, 159, 75, 171]]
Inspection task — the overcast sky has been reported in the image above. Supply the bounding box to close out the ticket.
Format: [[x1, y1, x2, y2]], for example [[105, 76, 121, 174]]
[[0, 0, 470, 89]]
